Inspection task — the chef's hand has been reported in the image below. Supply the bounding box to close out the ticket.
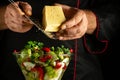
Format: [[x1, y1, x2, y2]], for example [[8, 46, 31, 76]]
[[55, 4, 97, 40], [0, 1, 33, 33]]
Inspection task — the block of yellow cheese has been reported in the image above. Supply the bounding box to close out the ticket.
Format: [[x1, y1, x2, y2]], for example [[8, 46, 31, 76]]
[[42, 6, 66, 32]]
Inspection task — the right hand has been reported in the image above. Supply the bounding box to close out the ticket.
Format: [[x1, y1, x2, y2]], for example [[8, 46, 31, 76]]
[[4, 1, 33, 33], [55, 4, 97, 40]]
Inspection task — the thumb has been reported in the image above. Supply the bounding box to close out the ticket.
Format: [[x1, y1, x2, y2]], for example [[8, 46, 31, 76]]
[[60, 18, 76, 30]]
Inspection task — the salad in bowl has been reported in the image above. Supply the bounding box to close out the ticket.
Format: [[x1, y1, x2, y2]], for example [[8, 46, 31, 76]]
[[13, 41, 73, 80]]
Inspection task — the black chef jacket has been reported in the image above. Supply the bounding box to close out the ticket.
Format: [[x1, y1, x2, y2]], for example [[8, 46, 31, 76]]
[[0, 0, 120, 80]]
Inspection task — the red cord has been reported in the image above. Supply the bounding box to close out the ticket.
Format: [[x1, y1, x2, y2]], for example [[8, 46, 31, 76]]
[[73, 0, 80, 80]]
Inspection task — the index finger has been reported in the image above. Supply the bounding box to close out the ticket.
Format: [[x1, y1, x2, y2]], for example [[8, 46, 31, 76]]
[[19, 1, 32, 16], [60, 13, 82, 30]]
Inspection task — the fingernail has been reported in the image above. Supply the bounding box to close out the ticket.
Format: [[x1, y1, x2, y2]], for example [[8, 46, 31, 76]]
[[27, 10, 32, 16], [59, 36, 64, 40], [61, 25, 66, 30]]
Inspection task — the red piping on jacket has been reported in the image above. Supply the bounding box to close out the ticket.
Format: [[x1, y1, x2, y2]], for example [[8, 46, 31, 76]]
[[73, 0, 80, 80], [73, 39, 77, 80], [83, 12, 108, 54]]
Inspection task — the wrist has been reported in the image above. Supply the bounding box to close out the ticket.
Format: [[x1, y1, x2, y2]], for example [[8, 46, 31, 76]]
[[84, 10, 97, 34]]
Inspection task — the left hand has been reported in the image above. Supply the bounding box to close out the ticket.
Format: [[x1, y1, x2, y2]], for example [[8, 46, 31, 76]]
[[55, 4, 97, 40], [3, 1, 33, 33]]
